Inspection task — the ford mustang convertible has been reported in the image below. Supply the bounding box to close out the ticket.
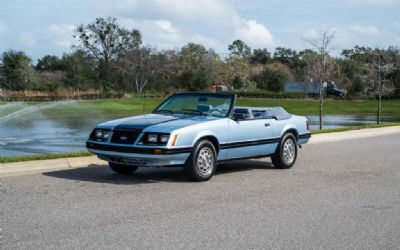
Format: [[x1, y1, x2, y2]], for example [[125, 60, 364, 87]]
[[86, 92, 311, 181]]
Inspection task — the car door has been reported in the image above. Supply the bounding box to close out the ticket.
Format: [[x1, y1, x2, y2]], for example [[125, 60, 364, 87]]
[[225, 115, 276, 159]]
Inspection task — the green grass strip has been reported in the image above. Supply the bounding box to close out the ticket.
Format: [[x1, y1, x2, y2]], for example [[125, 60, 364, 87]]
[[0, 151, 92, 164], [311, 122, 400, 134]]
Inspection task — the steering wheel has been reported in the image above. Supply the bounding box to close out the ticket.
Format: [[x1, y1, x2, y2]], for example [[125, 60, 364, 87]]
[[209, 108, 225, 114]]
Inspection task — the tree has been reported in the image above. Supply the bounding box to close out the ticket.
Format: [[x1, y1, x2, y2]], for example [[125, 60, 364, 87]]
[[228, 40, 251, 59], [0, 50, 36, 90], [253, 64, 290, 92], [362, 50, 395, 124], [36, 55, 63, 71], [232, 75, 243, 89], [176, 43, 216, 90], [61, 50, 97, 90], [273, 47, 299, 66], [113, 47, 169, 93], [341, 46, 373, 63], [386, 47, 400, 98], [74, 17, 142, 80], [251, 48, 271, 64], [226, 56, 251, 88], [303, 30, 335, 130], [298, 49, 319, 97]]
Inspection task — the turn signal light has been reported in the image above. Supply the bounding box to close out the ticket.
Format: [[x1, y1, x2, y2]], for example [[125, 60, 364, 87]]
[[171, 134, 178, 146]]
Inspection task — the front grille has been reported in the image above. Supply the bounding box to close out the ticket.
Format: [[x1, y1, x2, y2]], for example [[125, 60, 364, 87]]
[[108, 156, 147, 166], [111, 129, 142, 144]]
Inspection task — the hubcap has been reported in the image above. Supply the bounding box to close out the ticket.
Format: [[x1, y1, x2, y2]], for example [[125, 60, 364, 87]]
[[283, 138, 295, 165], [197, 147, 214, 175]]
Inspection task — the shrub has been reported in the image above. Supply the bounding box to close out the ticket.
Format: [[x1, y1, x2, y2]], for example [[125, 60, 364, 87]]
[[253, 64, 290, 92]]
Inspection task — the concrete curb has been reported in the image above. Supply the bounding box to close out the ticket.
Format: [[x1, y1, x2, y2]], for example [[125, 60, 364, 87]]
[[1, 126, 399, 178], [309, 126, 400, 144], [0, 156, 106, 177]]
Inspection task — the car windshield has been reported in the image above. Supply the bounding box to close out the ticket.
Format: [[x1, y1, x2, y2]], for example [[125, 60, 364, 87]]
[[154, 93, 234, 117]]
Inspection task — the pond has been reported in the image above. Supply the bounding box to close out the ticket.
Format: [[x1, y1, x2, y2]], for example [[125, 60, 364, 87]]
[[0, 101, 399, 157]]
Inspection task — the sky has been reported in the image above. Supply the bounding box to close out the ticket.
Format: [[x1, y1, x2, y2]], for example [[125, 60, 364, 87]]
[[0, 0, 399, 61]]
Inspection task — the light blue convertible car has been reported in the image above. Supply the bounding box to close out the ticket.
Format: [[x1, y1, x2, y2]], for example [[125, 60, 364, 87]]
[[86, 92, 311, 181]]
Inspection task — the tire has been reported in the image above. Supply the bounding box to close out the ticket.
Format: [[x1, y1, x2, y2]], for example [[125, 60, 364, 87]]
[[109, 162, 138, 174], [271, 133, 297, 169], [184, 140, 217, 181]]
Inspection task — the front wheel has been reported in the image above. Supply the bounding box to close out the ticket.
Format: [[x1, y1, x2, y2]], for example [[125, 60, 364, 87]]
[[109, 162, 138, 174], [271, 133, 297, 169], [184, 140, 217, 181]]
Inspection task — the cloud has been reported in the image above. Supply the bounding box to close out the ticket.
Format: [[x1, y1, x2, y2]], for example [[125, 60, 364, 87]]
[[303, 25, 399, 54], [111, 0, 240, 26], [345, 0, 400, 5], [47, 24, 76, 49], [104, 0, 274, 50], [0, 20, 8, 33], [120, 18, 183, 49], [189, 34, 225, 51], [393, 22, 400, 29], [18, 23, 76, 50], [19, 32, 37, 47], [349, 25, 380, 35], [233, 20, 274, 48], [154, 20, 179, 35]]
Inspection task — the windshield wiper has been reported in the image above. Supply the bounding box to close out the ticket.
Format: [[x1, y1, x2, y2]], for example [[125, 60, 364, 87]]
[[154, 109, 175, 114], [180, 109, 207, 115]]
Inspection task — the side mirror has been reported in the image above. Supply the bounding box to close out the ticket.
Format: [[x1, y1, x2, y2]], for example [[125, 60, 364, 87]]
[[233, 113, 245, 121]]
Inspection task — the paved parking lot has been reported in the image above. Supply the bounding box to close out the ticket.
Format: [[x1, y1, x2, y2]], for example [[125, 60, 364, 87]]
[[1, 133, 400, 249]]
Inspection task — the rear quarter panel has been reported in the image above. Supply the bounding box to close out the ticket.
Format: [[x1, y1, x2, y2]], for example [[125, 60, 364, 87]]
[[272, 115, 309, 144]]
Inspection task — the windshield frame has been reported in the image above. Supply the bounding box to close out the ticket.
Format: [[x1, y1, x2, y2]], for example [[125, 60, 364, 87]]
[[153, 92, 236, 118]]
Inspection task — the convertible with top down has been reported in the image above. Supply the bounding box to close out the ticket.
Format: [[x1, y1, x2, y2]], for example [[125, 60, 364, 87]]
[[86, 92, 311, 181]]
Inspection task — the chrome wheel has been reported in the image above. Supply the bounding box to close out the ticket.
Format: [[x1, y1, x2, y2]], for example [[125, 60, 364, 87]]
[[197, 147, 214, 175], [282, 138, 295, 165]]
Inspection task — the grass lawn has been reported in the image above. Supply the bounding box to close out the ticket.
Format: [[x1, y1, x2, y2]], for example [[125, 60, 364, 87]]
[[0, 151, 92, 164], [27, 97, 400, 118], [2, 97, 399, 117]]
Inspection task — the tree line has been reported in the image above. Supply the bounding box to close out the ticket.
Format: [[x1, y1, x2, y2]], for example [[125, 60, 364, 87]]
[[1, 17, 399, 99]]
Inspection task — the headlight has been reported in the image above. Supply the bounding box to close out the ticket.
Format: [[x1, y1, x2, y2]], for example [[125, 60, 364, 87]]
[[143, 133, 170, 145], [91, 129, 111, 141], [95, 130, 103, 138], [160, 135, 170, 143], [103, 131, 110, 139], [148, 134, 158, 143]]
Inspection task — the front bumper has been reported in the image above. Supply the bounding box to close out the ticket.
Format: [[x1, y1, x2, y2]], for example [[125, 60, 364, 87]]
[[86, 141, 191, 167]]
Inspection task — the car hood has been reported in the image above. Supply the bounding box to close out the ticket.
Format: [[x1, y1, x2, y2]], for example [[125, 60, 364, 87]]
[[97, 113, 220, 131]]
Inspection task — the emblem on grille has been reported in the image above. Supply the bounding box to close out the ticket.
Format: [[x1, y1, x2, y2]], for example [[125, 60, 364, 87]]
[[120, 136, 128, 140]]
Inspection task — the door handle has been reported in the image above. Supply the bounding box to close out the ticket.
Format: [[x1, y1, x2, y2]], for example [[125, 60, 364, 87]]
[[265, 123, 270, 127]]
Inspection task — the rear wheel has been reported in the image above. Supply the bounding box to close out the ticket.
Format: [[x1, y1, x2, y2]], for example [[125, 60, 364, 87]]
[[271, 133, 297, 169], [109, 162, 138, 174], [184, 140, 217, 181]]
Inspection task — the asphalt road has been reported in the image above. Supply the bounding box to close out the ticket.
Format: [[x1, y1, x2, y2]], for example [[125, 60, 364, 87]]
[[1, 134, 400, 250]]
